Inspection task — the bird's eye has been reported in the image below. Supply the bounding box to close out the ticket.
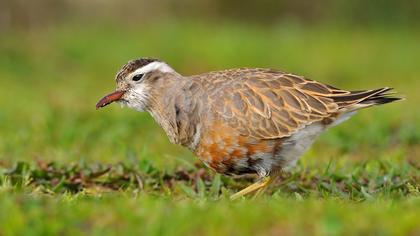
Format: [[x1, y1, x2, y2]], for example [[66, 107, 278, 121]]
[[132, 74, 144, 81]]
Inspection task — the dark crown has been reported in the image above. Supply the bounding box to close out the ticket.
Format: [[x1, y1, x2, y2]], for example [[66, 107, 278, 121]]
[[116, 57, 159, 81]]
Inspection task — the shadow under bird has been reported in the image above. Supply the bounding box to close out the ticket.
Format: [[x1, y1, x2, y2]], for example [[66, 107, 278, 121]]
[[96, 58, 402, 199]]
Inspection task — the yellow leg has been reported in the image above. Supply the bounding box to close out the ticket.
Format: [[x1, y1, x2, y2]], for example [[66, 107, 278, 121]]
[[252, 182, 271, 199], [230, 176, 272, 200]]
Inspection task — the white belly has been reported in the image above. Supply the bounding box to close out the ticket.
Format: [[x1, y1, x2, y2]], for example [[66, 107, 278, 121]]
[[279, 122, 325, 170], [278, 111, 356, 170]]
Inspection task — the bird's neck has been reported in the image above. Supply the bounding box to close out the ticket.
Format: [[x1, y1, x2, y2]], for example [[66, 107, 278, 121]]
[[147, 76, 203, 150]]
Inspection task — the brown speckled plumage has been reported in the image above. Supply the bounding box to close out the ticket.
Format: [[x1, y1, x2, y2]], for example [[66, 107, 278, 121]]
[[183, 68, 399, 175]]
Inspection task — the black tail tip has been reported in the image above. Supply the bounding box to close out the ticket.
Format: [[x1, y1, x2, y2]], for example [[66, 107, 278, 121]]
[[369, 96, 404, 105], [360, 87, 404, 105]]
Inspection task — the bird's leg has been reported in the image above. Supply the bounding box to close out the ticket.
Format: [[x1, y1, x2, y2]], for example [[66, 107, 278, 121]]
[[252, 171, 281, 199], [230, 176, 272, 200], [252, 183, 270, 199]]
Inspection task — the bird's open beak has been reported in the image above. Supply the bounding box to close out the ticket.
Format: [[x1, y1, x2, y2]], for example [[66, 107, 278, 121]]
[[96, 90, 126, 109]]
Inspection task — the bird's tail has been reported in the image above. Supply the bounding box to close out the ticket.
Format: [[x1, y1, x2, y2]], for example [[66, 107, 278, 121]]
[[331, 87, 403, 110]]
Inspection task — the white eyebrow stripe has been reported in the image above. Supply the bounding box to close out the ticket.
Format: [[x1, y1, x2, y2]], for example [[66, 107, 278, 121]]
[[130, 61, 175, 78]]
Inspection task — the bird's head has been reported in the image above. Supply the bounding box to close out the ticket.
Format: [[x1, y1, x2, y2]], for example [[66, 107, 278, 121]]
[[96, 58, 177, 111]]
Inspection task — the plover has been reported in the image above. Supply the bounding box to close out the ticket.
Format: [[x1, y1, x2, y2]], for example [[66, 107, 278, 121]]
[[96, 58, 402, 199]]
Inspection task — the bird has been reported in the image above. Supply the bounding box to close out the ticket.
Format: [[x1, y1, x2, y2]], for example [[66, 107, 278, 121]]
[[96, 58, 402, 199]]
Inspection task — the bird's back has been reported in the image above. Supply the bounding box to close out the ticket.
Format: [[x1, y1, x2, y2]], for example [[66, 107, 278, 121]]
[[191, 68, 398, 138]]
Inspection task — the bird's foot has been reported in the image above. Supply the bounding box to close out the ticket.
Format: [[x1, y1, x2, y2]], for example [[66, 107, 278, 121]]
[[230, 176, 272, 200]]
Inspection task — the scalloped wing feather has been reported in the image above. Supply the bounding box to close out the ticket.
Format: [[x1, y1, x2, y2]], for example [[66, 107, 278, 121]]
[[202, 68, 348, 139]]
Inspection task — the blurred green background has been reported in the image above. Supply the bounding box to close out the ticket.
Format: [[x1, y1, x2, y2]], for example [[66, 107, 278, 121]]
[[0, 1, 419, 235], [0, 0, 418, 166]]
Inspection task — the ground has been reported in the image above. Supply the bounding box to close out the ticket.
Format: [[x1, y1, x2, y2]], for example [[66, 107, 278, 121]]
[[0, 22, 419, 235]]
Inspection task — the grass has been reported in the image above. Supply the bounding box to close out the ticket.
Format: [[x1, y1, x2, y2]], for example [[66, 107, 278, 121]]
[[1, 159, 419, 235], [0, 21, 419, 235]]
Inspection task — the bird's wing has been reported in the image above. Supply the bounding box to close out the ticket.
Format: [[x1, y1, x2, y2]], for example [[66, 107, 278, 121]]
[[202, 68, 351, 139]]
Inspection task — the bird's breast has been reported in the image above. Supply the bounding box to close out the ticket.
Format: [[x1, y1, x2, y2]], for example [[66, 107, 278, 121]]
[[194, 121, 284, 177]]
